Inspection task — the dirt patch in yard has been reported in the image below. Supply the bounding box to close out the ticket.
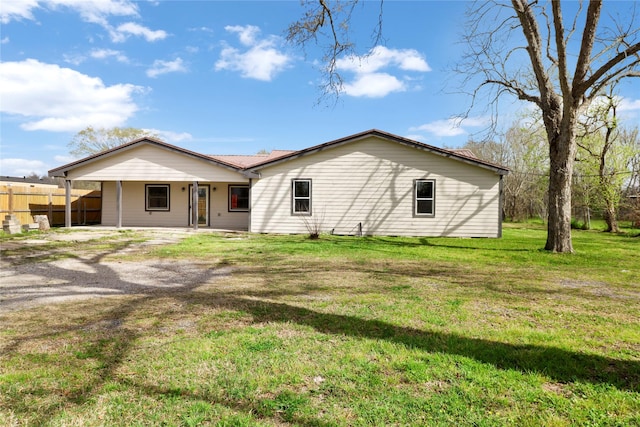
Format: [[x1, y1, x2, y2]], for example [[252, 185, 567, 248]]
[[0, 229, 231, 313]]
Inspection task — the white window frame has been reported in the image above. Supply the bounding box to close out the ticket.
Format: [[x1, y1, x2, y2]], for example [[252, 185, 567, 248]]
[[292, 179, 312, 215], [146, 184, 170, 211], [414, 179, 435, 216]]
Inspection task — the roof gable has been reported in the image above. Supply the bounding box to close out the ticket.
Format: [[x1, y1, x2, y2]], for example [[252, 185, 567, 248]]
[[247, 129, 509, 175], [49, 137, 248, 177]]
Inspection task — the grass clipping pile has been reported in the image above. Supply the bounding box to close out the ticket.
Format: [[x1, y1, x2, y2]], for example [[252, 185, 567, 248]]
[[0, 229, 229, 314]]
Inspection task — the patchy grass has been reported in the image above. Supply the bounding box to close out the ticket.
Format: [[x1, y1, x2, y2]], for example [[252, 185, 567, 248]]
[[0, 229, 147, 264], [1, 224, 638, 426]]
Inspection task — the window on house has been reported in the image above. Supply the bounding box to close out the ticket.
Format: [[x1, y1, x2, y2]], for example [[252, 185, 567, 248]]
[[415, 180, 435, 216], [229, 185, 249, 211], [292, 179, 311, 215], [146, 184, 170, 211]]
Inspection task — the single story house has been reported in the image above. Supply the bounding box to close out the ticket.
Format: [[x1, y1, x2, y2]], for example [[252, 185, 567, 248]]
[[48, 129, 509, 237]]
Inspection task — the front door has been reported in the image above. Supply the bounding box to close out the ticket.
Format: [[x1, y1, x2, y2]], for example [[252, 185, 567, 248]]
[[189, 185, 209, 226]]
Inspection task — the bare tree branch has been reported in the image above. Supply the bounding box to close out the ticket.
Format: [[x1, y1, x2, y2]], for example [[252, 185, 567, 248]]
[[580, 44, 640, 97], [551, 1, 570, 100], [483, 79, 540, 104], [573, 1, 603, 94], [511, 0, 561, 118]]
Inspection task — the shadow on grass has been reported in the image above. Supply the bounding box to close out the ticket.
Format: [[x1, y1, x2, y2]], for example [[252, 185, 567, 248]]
[[15, 289, 638, 426], [417, 238, 535, 252], [321, 236, 537, 253], [190, 294, 640, 393], [2, 233, 639, 425]]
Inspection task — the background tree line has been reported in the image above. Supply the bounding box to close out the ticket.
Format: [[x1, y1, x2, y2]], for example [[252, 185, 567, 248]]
[[460, 104, 640, 230]]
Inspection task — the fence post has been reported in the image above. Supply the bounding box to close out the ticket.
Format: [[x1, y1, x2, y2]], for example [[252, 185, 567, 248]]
[[8, 188, 13, 214], [48, 192, 53, 223]]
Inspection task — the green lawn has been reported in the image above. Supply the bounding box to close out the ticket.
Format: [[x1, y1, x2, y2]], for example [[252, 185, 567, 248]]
[[1, 224, 639, 426]]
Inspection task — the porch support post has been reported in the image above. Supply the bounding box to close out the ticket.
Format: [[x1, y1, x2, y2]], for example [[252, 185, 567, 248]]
[[498, 175, 504, 238], [116, 180, 122, 229], [192, 181, 199, 230], [64, 179, 72, 228]]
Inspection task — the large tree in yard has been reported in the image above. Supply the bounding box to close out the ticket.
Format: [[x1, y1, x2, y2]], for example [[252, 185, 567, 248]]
[[289, 0, 640, 252]]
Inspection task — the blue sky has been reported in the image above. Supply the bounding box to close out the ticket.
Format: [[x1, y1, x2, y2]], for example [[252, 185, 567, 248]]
[[1, 0, 639, 177]]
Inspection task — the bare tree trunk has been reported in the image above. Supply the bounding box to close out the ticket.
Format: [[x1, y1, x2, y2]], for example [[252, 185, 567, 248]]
[[545, 164, 574, 252], [603, 203, 619, 233], [545, 127, 576, 252]]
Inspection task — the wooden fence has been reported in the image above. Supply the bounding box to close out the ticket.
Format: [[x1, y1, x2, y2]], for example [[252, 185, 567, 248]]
[[0, 185, 101, 226]]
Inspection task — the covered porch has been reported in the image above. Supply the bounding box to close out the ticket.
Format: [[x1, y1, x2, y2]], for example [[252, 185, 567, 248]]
[[94, 179, 252, 230], [49, 137, 258, 231]]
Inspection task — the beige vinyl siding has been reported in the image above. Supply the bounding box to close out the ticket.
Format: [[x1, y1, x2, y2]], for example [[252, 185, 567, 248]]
[[250, 136, 501, 237], [209, 183, 249, 230], [66, 144, 247, 182], [101, 181, 249, 229], [102, 182, 189, 227]]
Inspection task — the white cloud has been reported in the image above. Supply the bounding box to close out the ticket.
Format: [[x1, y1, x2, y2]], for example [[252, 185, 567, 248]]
[[46, 0, 138, 30], [1, 37, 9, 44], [145, 129, 193, 143], [587, 95, 640, 113], [0, 59, 143, 132], [64, 48, 129, 65], [38, 0, 139, 27], [343, 73, 405, 98], [0, 0, 39, 23], [224, 25, 260, 46], [337, 46, 430, 74], [215, 25, 292, 81], [63, 53, 86, 65], [90, 48, 129, 63], [188, 26, 214, 33], [54, 154, 78, 164], [111, 22, 167, 43], [410, 116, 490, 138], [412, 119, 466, 137], [2, 1, 167, 45], [0, 158, 47, 177], [335, 46, 431, 98], [146, 58, 187, 78], [618, 97, 640, 112]]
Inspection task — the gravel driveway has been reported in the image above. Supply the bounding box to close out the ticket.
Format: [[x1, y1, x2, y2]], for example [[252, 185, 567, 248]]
[[0, 228, 231, 314]]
